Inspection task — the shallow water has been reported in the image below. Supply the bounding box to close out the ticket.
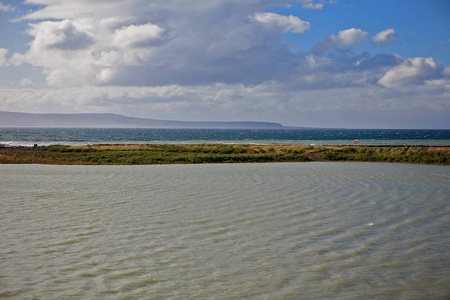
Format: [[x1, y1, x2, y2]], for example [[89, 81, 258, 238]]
[[1, 162, 449, 299]]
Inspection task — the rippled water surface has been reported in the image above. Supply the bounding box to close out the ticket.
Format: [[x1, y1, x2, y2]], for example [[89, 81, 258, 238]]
[[1, 163, 449, 299]]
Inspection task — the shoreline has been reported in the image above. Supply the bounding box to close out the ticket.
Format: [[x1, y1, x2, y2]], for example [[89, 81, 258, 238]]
[[1, 144, 449, 165]]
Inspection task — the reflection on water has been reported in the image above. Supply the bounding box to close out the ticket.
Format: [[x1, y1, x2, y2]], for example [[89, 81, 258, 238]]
[[1, 162, 449, 299]]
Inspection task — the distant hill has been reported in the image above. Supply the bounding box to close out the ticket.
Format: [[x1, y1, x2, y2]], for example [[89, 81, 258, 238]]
[[0, 111, 290, 129]]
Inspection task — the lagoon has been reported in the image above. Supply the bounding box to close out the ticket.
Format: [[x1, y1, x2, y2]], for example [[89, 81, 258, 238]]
[[1, 162, 449, 299]]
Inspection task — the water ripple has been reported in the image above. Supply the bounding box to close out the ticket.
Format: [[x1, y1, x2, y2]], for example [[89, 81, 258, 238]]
[[1, 163, 449, 299]]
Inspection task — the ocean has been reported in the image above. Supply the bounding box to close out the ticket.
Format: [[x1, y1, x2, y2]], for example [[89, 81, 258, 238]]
[[1, 162, 449, 299], [1, 128, 450, 146]]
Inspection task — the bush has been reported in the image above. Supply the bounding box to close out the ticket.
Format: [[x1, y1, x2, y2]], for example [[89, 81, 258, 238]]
[[39, 145, 69, 152]]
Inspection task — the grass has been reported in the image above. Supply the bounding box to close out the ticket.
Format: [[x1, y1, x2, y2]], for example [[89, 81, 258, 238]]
[[319, 146, 449, 165], [0, 144, 448, 165], [0, 144, 313, 165]]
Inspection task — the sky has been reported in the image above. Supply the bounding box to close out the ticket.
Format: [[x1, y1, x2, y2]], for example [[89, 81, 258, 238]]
[[0, 0, 449, 129]]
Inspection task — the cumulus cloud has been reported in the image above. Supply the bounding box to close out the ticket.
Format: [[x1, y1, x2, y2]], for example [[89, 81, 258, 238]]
[[28, 20, 94, 51], [13, 9, 167, 85], [372, 28, 397, 43], [314, 28, 368, 54], [253, 12, 310, 33], [13, 0, 306, 87], [378, 57, 443, 88], [9, 19, 98, 86], [112, 23, 165, 47], [1, 0, 447, 128]]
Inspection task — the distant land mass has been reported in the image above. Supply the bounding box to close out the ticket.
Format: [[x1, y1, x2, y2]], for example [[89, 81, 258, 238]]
[[0, 111, 294, 129]]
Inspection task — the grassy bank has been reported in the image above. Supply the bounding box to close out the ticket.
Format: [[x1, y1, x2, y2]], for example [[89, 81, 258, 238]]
[[0, 144, 448, 165], [0, 144, 312, 165], [320, 146, 449, 165]]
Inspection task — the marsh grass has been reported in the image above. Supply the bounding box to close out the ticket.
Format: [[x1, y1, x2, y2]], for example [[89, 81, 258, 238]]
[[0, 144, 312, 165], [0, 144, 448, 165], [320, 146, 449, 164]]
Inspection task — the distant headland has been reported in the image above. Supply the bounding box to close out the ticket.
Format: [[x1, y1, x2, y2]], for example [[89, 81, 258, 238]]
[[0, 111, 293, 129]]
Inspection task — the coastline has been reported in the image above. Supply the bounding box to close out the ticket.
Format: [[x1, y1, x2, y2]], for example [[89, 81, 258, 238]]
[[0, 144, 449, 165]]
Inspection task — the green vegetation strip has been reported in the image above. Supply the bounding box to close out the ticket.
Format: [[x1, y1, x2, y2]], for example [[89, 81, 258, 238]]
[[320, 146, 449, 165], [0, 144, 448, 165]]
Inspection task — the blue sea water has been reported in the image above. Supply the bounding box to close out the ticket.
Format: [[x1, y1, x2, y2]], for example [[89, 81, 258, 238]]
[[1, 128, 449, 146]]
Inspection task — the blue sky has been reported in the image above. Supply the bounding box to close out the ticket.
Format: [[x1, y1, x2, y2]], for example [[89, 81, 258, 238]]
[[278, 0, 450, 64], [0, 0, 449, 128]]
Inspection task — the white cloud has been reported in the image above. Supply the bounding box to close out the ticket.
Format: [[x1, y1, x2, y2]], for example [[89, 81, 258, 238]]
[[372, 28, 397, 43], [13, 0, 304, 87], [10, 19, 98, 86], [253, 12, 310, 33], [378, 57, 443, 88], [0, 2, 15, 12], [96, 68, 116, 84], [443, 66, 450, 77], [8, 52, 26, 67], [336, 28, 368, 46], [1, 80, 448, 128], [28, 20, 94, 51], [0, 48, 7, 67], [20, 78, 35, 87], [21, 0, 130, 20], [112, 23, 165, 47], [12, 15, 166, 86], [314, 28, 368, 54], [1, 0, 447, 128], [298, 0, 324, 10]]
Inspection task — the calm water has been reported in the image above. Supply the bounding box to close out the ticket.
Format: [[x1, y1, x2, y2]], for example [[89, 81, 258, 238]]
[[1, 162, 449, 299], [1, 128, 449, 146]]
